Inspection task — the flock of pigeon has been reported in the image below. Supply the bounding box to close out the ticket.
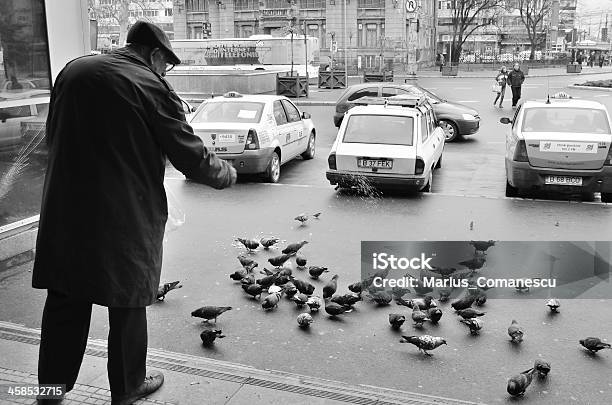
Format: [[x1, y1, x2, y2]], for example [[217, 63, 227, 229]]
[[155, 229, 612, 399]]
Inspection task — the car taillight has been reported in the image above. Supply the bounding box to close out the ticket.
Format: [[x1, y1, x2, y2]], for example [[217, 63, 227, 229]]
[[328, 153, 337, 170], [513, 140, 529, 162], [246, 129, 259, 150], [605, 147, 612, 166], [415, 157, 425, 175]]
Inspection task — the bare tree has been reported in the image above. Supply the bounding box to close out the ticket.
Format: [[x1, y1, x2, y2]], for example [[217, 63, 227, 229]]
[[448, 0, 502, 64], [516, 0, 552, 60]]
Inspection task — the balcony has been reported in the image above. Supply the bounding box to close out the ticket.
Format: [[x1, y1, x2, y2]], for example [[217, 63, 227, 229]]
[[260, 8, 290, 18]]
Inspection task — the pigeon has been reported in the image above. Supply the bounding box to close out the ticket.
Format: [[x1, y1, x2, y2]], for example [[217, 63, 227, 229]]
[[308, 266, 329, 279], [200, 329, 225, 346], [323, 275, 339, 299], [330, 293, 361, 307], [293, 278, 316, 295], [364, 289, 391, 306], [230, 269, 248, 281], [428, 308, 443, 324], [297, 313, 314, 327], [295, 254, 307, 267], [268, 285, 283, 294], [391, 286, 411, 300], [156, 281, 182, 301], [240, 274, 255, 286], [460, 318, 483, 335], [389, 314, 406, 329], [508, 320, 524, 342], [411, 306, 430, 327], [306, 296, 323, 312], [451, 295, 476, 311], [268, 253, 295, 267], [256, 274, 276, 289], [294, 213, 309, 225], [579, 337, 612, 353], [236, 237, 260, 251], [430, 266, 458, 278], [261, 292, 282, 310], [260, 237, 279, 249], [438, 288, 452, 302], [399, 335, 447, 356], [237, 255, 258, 271], [312, 212, 321, 219], [282, 240, 309, 255], [456, 308, 485, 319], [292, 293, 309, 308], [545, 298, 560, 312], [474, 292, 487, 307], [469, 240, 496, 253], [412, 280, 434, 295], [458, 256, 486, 271], [515, 278, 531, 293], [242, 283, 263, 299], [507, 368, 535, 397], [282, 281, 298, 298], [348, 278, 373, 295], [534, 359, 551, 377], [277, 267, 292, 277], [324, 302, 352, 317], [191, 306, 232, 323], [398, 296, 437, 310]]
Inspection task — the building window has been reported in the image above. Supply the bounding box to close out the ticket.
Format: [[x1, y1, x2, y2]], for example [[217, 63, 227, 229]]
[[187, 0, 209, 12], [365, 23, 377, 47], [144, 9, 158, 17], [299, 0, 326, 8], [165, 8, 173, 16], [358, 0, 384, 8], [234, 0, 258, 10]]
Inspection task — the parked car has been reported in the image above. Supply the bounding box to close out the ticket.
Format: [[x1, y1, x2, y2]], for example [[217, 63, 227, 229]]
[[327, 94, 444, 192], [189, 91, 316, 183], [501, 94, 612, 202], [334, 83, 480, 142], [0, 92, 50, 151]]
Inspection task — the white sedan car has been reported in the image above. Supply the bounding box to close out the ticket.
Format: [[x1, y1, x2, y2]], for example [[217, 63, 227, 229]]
[[189, 92, 316, 182], [326, 95, 444, 192], [501, 95, 612, 202]]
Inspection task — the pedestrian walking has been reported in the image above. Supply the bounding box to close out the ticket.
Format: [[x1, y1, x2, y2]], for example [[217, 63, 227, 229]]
[[599, 53, 604, 68], [33, 21, 236, 405], [493, 66, 508, 108], [507, 63, 525, 108]]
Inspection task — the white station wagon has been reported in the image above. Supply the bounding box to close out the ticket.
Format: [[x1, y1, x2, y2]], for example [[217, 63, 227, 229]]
[[501, 94, 612, 202], [326, 95, 444, 192], [189, 92, 316, 183]]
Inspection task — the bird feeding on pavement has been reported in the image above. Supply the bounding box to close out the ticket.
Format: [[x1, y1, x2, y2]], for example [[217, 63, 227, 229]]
[[308, 266, 329, 279], [427, 308, 443, 324], [292, 293, 309, 308], [293, 278, 316, 295], [389, 314, 406, 329], [230, 269, 248, 281], [294, 213, 309, 225], [330, 293, 361, 307], [268, 253, 295, 267], [242, 283, 263, 299], [411, 306, 430, 327], [459, 318, 483, 335], [399, 335, 447, 356], [324, 302, 352, 317], [507, 368, 536, 397], [545, 298, 560, 312], [323, 274, 339, 299], [456, 308, 485, 319], [200, 329, 225, 345], [260, 237, 279, 249], [262, 291, 282, 310], [306, 296, 323, 312], [297, 313, 314, 328], [533, 359, 551, 377], [236, 237, 260, 251], [237, 255, 258, 271], [156, 281, 182, 301], [451, 295, 476, 311], [282, 240, 309, 255], [295, 254, 307, 267], [579, 337, 611, 354], [508, 320, 524, 342], [191, 306, 232, 323]]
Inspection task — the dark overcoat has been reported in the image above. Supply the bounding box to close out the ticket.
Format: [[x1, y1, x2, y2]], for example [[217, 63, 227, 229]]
[[32, 48, 233, 307]]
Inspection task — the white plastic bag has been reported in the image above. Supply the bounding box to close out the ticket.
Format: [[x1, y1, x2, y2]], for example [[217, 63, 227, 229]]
[[164, 181, 185, 238]]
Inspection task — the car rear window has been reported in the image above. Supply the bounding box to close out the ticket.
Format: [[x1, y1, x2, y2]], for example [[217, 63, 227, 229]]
[[343, 114, 414, 146], [191, 101, 264, 124], [522, 107, 611, 134]]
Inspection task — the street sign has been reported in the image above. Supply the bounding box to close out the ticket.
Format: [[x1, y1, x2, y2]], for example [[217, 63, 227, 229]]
[[405, 0, 417, 13]]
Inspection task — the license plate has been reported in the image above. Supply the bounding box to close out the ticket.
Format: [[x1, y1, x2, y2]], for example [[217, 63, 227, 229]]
[[539, 141, 597, 154], [544, 175, 582, 186], [218, 134, 236, 143], [357, 159, 393, 169]]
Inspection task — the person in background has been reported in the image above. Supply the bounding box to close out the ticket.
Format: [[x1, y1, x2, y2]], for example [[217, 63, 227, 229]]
[[599, 52, 605, 68], [33, 21, 237, 405], [507, 62, 525, 108], [493, 66, 508, 108]]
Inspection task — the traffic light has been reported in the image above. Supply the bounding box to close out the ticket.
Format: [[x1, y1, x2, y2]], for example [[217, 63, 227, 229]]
[[202, 22, 212, 38]]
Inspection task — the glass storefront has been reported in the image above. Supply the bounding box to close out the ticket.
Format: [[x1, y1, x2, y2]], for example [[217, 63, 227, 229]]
[[0, 0, 51, 227]]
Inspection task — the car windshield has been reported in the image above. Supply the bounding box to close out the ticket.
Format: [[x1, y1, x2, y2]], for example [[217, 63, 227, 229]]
[[191, 101, 264, 124], [521, 107, 611, 134], [343, 114, 414, 146], [410, 86, 441, 103]]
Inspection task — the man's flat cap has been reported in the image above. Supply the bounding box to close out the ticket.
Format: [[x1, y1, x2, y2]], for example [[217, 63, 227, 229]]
[[127, 20, 181, 65]]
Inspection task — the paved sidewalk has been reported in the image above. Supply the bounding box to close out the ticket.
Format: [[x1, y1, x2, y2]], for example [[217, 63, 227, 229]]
[[0, 321, 483, 405]]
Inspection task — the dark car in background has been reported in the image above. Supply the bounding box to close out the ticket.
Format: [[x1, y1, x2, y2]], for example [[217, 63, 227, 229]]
[[334, 83, 480, 142]]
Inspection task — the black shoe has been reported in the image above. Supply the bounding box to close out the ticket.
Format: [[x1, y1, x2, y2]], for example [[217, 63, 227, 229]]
[[111, 371, 164, 405]]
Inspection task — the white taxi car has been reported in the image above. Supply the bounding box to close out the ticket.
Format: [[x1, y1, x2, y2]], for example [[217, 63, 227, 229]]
[[189, 92, 316, 182], [501, 94, 612, 202], [326, 95, 444, 191]]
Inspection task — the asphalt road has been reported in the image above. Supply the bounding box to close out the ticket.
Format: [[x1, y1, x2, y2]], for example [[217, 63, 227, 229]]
[[2, 72, 612, 404]]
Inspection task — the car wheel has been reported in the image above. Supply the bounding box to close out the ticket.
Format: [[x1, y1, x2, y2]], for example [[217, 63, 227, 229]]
[[264, 151, 281, 183], [601, 192, 612, 203], [440, 120, 459, 142], [505, 181, 518, 197], [301, 132, 316, 159], [435, 154, 442, 169], [422, 170, 433, 192]]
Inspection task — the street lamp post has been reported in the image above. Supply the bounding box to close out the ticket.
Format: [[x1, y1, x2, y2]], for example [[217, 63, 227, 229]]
[[344, 0, 348, 86]]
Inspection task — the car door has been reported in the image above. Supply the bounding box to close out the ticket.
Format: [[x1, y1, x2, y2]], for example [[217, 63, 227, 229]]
[[280, 99, 305, 158], [418, 111, 435, 172], [272, 100, 293, 163]]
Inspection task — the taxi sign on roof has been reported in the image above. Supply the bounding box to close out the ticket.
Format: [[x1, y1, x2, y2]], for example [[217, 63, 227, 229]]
[[349, 94, 427, 108]]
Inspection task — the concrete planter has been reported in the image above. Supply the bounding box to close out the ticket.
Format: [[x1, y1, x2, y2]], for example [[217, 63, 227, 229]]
[[363, 71, 394, 82], [441, 66, 458, 76], [318, 70, 347, 88], [567, 64, 582, 73], [276, 74, 309, 98]]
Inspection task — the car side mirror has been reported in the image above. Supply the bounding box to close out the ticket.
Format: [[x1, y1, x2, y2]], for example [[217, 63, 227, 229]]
[[302, 112, 311, 119], [500, 117, 512, 124]]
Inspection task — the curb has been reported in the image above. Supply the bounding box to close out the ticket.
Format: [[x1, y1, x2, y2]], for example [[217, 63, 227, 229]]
[[0, 321, 484, 405], [568, 85, 612, 92]]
